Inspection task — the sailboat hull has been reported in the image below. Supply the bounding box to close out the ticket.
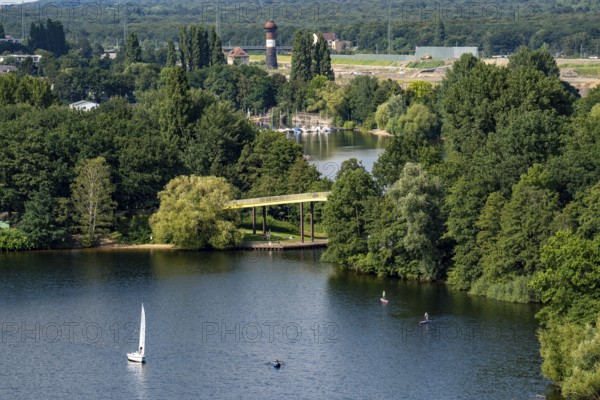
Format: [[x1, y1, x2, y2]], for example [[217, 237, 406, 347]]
[[127, 303, 146, 363], [127, 352, 145, 363]]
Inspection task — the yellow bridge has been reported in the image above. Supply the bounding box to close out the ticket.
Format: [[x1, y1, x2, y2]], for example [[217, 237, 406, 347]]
[[223, 192, 331, 243], [223, 192, 331, 209]]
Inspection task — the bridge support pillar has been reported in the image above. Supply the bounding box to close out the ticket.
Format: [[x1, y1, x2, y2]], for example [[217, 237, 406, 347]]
[[310, 201, 314, 242], [300, 202, 304, 243], [252, 207, 256, 235], [262, 206, 267, 235]]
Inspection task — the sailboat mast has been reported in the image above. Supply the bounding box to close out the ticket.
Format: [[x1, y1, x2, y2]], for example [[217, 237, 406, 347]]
[[139, 304, 146, 355]]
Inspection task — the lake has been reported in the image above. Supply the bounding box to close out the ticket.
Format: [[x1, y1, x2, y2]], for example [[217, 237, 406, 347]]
[[0, 250, 557, 399], [289, 130, 390, 175]]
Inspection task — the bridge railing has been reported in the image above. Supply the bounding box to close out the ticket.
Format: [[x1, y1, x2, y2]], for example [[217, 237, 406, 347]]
[[223, 192, 331, 209]]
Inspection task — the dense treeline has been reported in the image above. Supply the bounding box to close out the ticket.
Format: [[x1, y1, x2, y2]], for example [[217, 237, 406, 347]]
[[2, 0, 599, 56], [321, 47, 600, 397], [0, 62, 327, 249], [0, 22, 335, 252]]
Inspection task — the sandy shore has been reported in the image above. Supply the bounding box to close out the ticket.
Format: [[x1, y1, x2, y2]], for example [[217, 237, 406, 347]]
[[370, 128, 394, 137], [94, 242, 178, 250]]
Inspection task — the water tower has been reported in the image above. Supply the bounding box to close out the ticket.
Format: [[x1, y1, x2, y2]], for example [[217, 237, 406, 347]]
[[264, 20, 278, 69]]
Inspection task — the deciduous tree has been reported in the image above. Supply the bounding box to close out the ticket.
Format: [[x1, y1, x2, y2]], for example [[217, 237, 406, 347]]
[[149, 175, 241, 249], [71, 157, 116, 243]]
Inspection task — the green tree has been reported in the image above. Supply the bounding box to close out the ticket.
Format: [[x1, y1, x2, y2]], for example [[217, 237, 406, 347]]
[[532, 230, 600, 325], [158, 67, 190, 145], [149, 175, 241, 249], [166, 40, 176, 67], [18, 58, 36, 76], [386, 162, 445, 279], [0, 22, 4, 39], [19, 187, 66, 248], [179, 27, 191, 71], [488, 165, 559, 279], [407, 81, 433, 103], [311, 34, 334, 80], [322, 159, 380, 266], [373, 104, 440, 187], [188, 25, 199, 70], [375, 94, 407, 130], [235, 130, 305, 196], [434, 19, 445, 46], [445, 175, 494, 290], [125, 32, 142, 64], [343, 75, 379, 123], [574, 182, 600, 239], [115, 128, 182, 211], [28, 19, 67, 56], [538, 318, 600, 399], [475, 192, 506, 278], [209, 27, 225, 66], [71, 157, 116, 243], [387, 103, 439, 144], [291, 30, 312, 82], [509, 45, 560, 78], [548, 110, 600, 201], [182, 101, 256, 180]]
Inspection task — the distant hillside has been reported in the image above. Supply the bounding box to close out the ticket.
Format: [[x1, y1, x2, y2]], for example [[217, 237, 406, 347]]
[[0, 0, 597, 56]]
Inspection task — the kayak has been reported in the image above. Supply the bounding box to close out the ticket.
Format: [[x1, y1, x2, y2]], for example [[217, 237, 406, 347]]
[[380, 298, 388, 303], [271, 362, 281, 368], [419, 320, 432, 325]]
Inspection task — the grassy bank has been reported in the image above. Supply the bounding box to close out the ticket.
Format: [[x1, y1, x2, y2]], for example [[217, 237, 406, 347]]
[[559, 63, 600, 77], [406, 60, 445, 69], [240, 216, 326, 242]]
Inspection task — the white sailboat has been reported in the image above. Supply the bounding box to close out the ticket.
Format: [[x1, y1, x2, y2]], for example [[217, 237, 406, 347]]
[[380, 291, 388, 304], [127, 303, 146, 363]]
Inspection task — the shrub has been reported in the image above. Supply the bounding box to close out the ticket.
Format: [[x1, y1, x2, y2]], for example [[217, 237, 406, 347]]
[[0, 229, 34, 252], [469, 275, 535, 303], [539, 318, 600, 399]]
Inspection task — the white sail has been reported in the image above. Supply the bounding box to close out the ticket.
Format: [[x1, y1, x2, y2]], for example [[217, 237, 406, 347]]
[[127, 303, 146, 362], [139, 304, 145, 356]]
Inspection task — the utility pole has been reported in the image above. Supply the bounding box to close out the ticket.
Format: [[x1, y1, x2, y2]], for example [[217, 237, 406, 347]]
[[123, 4, 127, 47], [21, 0, 25, 41], [387, 0, 392, 54]]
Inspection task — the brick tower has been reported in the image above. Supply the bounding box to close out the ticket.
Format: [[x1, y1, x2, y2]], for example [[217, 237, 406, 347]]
[[264, 20, 278, 69]]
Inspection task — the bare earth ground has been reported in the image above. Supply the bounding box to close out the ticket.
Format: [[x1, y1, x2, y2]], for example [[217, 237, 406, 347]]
[[325, 57, 600, 94]]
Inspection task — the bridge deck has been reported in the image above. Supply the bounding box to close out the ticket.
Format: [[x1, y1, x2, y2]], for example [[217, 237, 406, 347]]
[[223, 192, 331, 209]]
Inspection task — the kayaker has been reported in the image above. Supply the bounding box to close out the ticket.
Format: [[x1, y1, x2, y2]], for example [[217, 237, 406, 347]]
[[424, 312, 429, 321]]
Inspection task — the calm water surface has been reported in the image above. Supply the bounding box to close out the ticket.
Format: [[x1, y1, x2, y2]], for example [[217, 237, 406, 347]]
[[0, 250, 556, 399], [290, 131, 390, 174]]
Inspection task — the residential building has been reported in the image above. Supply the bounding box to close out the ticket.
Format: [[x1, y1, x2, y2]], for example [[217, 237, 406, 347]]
[[69, 100, 99, 111], [226, 47, 250, 65]]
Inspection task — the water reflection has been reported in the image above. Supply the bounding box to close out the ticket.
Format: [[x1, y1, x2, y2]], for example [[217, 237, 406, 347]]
[[0, 249, 556, 399], [127, 362, 146, 399], [289, 131, 390, 173]]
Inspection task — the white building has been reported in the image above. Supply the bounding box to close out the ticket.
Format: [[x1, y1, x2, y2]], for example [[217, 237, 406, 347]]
[[0, 65, 17, 74], [69, 100, 99, 111], [0, 35, 22, 44], [0, 54, 42, 64]]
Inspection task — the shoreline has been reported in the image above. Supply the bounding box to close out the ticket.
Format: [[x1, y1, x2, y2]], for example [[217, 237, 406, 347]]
[[370, 128, 394, 137], [93, 243, 178, 250]]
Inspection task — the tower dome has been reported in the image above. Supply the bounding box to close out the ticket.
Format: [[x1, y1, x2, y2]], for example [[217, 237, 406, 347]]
[[264, 20, 277, 30]]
